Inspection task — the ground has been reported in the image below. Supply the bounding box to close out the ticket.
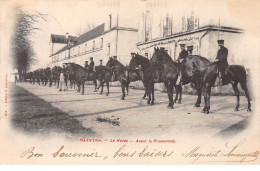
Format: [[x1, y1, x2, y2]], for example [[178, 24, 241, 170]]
[[10, 82, 252, 139]]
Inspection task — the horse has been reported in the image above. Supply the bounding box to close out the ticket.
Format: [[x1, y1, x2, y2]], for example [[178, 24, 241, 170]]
[[42, 67, 51, 86], [125, 65, 146, 96], [98, 58, 128, 100], [150, 47, 179, 109], [193, 61, 251, 114], [64, 63, 97, 95], [129, 53, 156, 103], [173, 55, 211, 107], [95, 65, 110, 96]]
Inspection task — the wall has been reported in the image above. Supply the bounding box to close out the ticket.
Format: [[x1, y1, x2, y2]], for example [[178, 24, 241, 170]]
[[116, 30, 139, 65]]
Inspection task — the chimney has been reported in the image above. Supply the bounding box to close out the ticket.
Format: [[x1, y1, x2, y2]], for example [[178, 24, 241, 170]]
[[66, 32, 70, 47], [66, 32, 69, 39]]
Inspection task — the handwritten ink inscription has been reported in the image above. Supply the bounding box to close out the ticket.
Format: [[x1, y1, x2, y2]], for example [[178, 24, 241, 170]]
[[19, 139, 259, 164]]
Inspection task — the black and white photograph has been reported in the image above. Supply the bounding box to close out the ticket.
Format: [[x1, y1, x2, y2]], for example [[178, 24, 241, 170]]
[[0, 0, 259, 165]]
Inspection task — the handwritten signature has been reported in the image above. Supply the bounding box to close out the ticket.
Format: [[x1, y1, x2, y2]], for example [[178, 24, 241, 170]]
[[182, 139, 259, 164]]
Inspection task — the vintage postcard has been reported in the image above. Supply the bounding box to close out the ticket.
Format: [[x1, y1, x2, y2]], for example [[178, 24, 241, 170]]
[[0, 0, 260, 165]]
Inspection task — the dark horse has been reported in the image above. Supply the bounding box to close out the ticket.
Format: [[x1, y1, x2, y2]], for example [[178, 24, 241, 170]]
[[193, 61, 251, 114], [97, 58, 128, 100], [173, 55, 211, 107], [128, 53, 155, 104], [64, 63, 97, 95], [95, 65, 110, 96], [150, 47, 179, 108]]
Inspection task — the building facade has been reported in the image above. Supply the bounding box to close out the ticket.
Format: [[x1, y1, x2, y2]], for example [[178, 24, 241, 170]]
[[136, 5, 247, 67], [49, 11, 139, 67]]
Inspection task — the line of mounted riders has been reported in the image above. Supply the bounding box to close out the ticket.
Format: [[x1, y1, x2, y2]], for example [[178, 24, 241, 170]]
[[24, 40, 251, 114]]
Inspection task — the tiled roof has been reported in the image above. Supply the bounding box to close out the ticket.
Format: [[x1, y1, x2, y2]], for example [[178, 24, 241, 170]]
[[50, 34, 77, 44], [50, 23, 105, 57]]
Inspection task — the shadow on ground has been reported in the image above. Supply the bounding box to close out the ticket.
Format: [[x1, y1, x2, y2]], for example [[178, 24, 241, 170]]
[[10, 83, 94, 138]]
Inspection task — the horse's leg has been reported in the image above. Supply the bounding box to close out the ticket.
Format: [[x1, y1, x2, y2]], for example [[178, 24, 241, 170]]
[[106, 82, 109, 96], [240, 81, 251, 112], [174, 85, 179, 103], [205, 87, 211, 114], [99, 82, 104, 95], [194, 87, 202, 107], [126, 82, 129, 95], [121, 80, 126, 100], [57, 79, 60, 88], [94, 79, 97, 92], [147, 85, 151, 104], [165, 81, 174, 109], [151, 83, 155, 105], [77, 82, 80, 92], [202, 88, 207, 113], [142, 81, 146, 99], [178, 86, 182, 104], [81, 80, 84, 95], [232, 82, 240, 111]]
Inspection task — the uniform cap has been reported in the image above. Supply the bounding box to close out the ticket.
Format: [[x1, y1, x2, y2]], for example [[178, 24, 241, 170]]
[[217, 40, 224, 45]]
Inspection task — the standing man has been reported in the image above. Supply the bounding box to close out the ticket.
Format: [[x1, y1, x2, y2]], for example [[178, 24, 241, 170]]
[[89, 57, 94, 72], [214, 39, 229, 86], [84, 61, 89, 69], [99, 59, 103, 66], [130, 52, 135, 58], [176, 44, 188, 86], [58, 70, 66, 91]]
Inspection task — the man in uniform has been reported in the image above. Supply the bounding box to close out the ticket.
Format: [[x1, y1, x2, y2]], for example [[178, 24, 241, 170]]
[[89, 57, 94, 72], [131, 52, 135, 58], [176, 44, 188, 86], [214, 40, 231, 86], [99, 59, 103, 66], [84, 61, 89, 69]]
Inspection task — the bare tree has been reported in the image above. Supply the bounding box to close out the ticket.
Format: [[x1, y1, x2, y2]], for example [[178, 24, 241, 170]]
[[12, 6, 47, 81], [74, 23, 96, 36]]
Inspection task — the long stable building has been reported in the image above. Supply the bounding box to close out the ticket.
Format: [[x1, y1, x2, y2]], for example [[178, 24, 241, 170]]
[[49, 10, 139, 67]]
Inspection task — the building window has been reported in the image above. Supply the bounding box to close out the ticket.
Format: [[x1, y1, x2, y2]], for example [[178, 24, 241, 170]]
[[187, 11, 195, 31], [101, 38, 103, 48], [93, 41, 95, 50], [109, 14, 112, 29], [163, 15, 172, 37], [108, 43, 110, 55], [144, 10, 150, 41], [145, 53, 149, 58]]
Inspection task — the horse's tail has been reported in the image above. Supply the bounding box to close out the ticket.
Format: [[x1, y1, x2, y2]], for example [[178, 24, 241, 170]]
[[230, 65, 247, 83]]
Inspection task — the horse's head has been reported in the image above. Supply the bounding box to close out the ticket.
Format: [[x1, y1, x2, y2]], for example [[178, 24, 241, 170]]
[[150, 47, 164, 82], [150, 47, 162, 66]]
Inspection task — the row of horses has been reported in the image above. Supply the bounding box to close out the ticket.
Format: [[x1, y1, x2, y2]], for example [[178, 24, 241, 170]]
[[25, 47, 251, 114]]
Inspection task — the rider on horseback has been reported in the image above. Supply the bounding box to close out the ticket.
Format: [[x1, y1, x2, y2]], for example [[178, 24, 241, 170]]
[[89, 57, 95, 72], [84, 61, 89, 69], [214, 40, 234, 86], [176, 44, 188, 86]]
